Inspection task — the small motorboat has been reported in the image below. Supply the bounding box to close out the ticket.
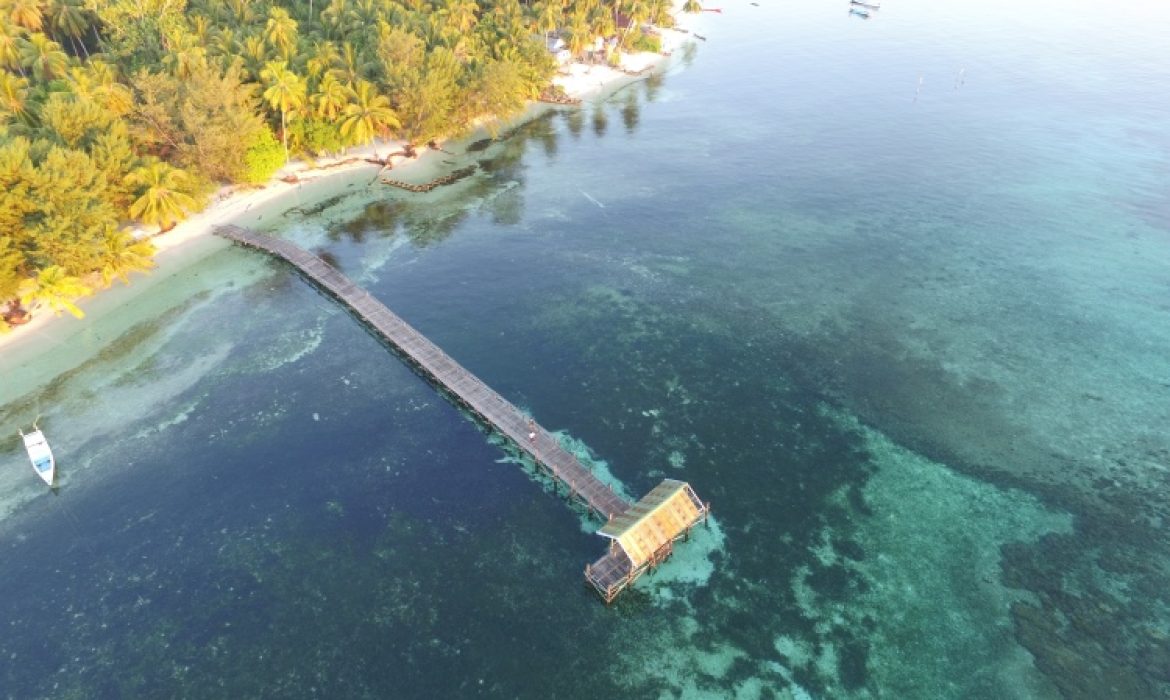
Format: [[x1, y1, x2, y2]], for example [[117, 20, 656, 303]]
[[849, 7, 871, 18], [851, 0, 881, 8], [20, 422, 55, 487]]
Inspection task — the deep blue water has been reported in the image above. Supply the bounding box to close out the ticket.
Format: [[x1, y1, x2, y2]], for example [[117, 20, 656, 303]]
[[3, 0, 1169, 697]]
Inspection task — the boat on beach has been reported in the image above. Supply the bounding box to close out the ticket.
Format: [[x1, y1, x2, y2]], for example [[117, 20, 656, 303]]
[[20, 423, 55, 487]]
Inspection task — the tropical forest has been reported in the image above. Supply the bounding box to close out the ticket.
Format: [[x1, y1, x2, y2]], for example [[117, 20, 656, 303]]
[[0, 0, 682, 331]]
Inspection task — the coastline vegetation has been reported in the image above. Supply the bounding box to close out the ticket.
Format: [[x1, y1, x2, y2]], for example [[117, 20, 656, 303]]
[[0, 0, 683, 332]]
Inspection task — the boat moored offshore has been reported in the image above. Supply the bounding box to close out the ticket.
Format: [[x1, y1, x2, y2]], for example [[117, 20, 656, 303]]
[[20, 423, 55, 487]]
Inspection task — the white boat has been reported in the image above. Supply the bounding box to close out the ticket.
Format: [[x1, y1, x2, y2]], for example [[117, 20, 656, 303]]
[[20, 423, 55, 487]]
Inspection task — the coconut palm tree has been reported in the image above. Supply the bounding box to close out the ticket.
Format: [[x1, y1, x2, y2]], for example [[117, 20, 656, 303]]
[[338, 80, 398, 158], [590, 4, 615, 43], [9, 0, 44, 32], [321, 0, 353, 37], [208, 27, 238, 63], [264, 7, 299, 60], [647, 0, 672, 24], [124, 160, 198, 232], [305, 39, 341, 79], [531, 0, 561, 38], [47, 0, 90, 57], [312, 72, 350, 120], [225, 0, 257, 26], [260, 60, 306, 161], [99, 229, 155, 287], [682, 0, 702, 12], [163, 34, 207, 80], [19, 33, 69, 83], [241, 35, 271, 80], [189, 14, 211, 45], [563, 10, 591, 59], [0, 19, 27, 77], [81, 60, 133, 116], [0, 71, 31, 124], [350, 0, 381, 30], [446, 0, 480, 35], [0, 236, 22, 319], [329, 43, 369, 89], [617, 0, 650, 53], [18, 265, 91, 319]]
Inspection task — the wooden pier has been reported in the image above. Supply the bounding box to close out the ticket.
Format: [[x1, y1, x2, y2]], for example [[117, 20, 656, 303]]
[[215, 224, 709, 601], [215, 224, 628, 519]]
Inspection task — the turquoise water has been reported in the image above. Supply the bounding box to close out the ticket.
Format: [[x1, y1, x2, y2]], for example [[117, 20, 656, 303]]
[[3, 0, 1169, 696]]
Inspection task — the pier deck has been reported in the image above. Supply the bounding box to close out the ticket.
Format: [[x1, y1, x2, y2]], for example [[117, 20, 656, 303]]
[[215, 225, 630, 520]]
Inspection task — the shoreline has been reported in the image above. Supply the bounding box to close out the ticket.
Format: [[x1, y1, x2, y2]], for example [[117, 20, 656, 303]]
[[0, 18, 701, 395]]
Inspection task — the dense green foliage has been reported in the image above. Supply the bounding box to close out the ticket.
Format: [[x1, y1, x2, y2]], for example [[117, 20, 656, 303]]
[[0, 0, 682, 329], [243, 127, 285, 184]]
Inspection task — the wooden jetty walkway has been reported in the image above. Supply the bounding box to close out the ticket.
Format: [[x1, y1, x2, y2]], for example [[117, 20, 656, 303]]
[[215, 224, 709, 602], [215, 224, 628, 520], [381, 165, 477, 193]]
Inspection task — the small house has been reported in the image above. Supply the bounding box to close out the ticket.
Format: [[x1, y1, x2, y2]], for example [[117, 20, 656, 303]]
[[585, 479, 710, 603]]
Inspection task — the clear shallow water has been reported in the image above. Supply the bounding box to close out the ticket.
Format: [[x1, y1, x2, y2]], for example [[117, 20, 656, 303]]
[[3, 0, 1169, 697]]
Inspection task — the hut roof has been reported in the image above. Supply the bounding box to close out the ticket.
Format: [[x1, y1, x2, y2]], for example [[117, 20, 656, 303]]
[[598, 479, 706, 568]]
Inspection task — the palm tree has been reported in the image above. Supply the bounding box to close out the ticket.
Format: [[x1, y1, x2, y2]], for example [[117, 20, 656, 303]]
[[617, 0, 650, 53], [264, 7, 299, 60], [19, 33, 69, 83], [305, 39, 340, 79], [82, 60, 133, 116], [590, 4, 616, 43], [0, 19, 27, 77], [225, 0, 257, 25], [563, 10, 591, 59], [18, 265, 92, 319], [189, 15, 211, 44], [124, 160, 198, 232], [682, 0, 702, 12], [329, 43, 368, 89], [9, 0, 44, 31], [0, 71, 31, 124], [321, 0, 353, 37], [445, 0, 480, 35], [419, 12, 445, 48], [99, 229, 155, 287], [163, 34, 207, 80], [47, 0, 90, 57], [647, 0, 673, 24], [0, 236, 22, 318], [532, 0, 561, 37], [241, 35, 270, 80], [312, 72, 350, 120], [260, 60, 306, 161], [338, 80, 398, 158], [351, 0, 380, 29], [208, 27, 238, 63]]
